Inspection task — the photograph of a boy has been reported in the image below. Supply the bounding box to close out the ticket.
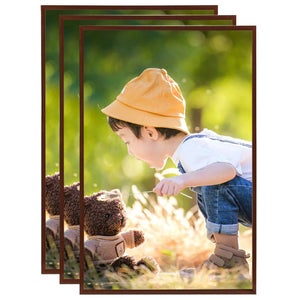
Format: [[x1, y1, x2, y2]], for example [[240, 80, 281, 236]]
[[101, 67, 253, 279]]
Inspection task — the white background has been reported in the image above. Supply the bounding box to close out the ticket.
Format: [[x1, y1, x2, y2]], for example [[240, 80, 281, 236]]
[[1, 0, 299, 299]]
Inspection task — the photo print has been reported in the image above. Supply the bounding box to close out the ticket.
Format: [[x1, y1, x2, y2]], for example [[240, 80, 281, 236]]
[[79, 24, 256, 294], [60, 13, 235, 283]]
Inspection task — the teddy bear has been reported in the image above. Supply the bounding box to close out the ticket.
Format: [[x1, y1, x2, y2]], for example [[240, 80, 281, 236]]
[[45, 172, 60, 269], [83, 189, 160, 280], [63, 181, 80, 276], [45, 173, 60, 253]]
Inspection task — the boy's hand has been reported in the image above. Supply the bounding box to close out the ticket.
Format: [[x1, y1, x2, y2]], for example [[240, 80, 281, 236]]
[[153, 163, 237, 197], [153, 176, 186, 196]]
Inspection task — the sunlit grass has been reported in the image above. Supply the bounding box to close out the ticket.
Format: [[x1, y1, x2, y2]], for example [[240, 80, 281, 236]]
[[84, 185, 252, 290], [125, 185, 213, 271]]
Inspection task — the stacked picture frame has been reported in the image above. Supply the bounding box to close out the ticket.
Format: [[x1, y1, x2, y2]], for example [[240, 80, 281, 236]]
[[41, 4, 256, 294]]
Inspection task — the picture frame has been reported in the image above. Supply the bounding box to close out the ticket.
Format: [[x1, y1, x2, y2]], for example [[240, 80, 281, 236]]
[[61, 13, 236, 285], [79, 24, 256, 294], [41, 5, 220, 276]]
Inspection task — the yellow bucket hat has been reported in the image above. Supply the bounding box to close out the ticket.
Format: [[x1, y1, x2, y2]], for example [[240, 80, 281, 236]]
[[101, 68, 189, 134]]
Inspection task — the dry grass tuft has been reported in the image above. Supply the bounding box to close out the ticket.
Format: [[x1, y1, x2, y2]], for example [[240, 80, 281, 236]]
[[125, 185, 212, 271]]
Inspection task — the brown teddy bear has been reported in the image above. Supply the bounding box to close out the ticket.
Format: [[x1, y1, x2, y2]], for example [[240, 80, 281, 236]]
[[45, 173, 60, 253], [83, 189, 159, 279], [63, 181, 80, 275], [45, 173, 60, 269]]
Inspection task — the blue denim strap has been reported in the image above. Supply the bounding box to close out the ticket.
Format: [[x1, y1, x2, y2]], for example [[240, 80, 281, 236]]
[[177, 161, 186, 174], [182, 133, 252, 148]]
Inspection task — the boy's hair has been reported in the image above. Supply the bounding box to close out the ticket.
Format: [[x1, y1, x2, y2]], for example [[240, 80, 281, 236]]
[[108, 117, 182, 139]]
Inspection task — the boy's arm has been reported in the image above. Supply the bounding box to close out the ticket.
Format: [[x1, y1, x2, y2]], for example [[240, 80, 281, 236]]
[[153, 162, 236, 197]]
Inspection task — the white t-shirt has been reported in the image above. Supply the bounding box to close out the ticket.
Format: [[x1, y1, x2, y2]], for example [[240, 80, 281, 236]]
[[172, 129, 252, 182]]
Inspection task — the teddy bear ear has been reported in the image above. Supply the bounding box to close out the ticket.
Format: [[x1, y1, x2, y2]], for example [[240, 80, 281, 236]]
[[64, 186, 71, 196], [46, 172, 59, 180], [64, 182, 80, 195], [45, 173, 59, 188], [110, 189, 121, 196], [83, 196, 91, 207], [110, 189, 123, 201], [45, 178, 53, 188], [95, 193, 109, 201]]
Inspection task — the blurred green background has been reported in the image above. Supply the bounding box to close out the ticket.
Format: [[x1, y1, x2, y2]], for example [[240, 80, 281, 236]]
[[45, 10, 253, 210], [82, 27, 253, 207], [45, 8, 218, 178]]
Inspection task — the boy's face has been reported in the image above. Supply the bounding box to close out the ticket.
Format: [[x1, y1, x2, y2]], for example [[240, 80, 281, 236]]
[[115, 126, 168, 170]]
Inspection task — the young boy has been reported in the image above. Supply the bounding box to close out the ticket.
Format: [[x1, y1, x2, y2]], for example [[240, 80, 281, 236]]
[[101, 68, 252, 277]]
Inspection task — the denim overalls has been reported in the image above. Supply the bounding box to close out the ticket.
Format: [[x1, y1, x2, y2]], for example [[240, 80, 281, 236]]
[[177, 134, 252, 240]]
